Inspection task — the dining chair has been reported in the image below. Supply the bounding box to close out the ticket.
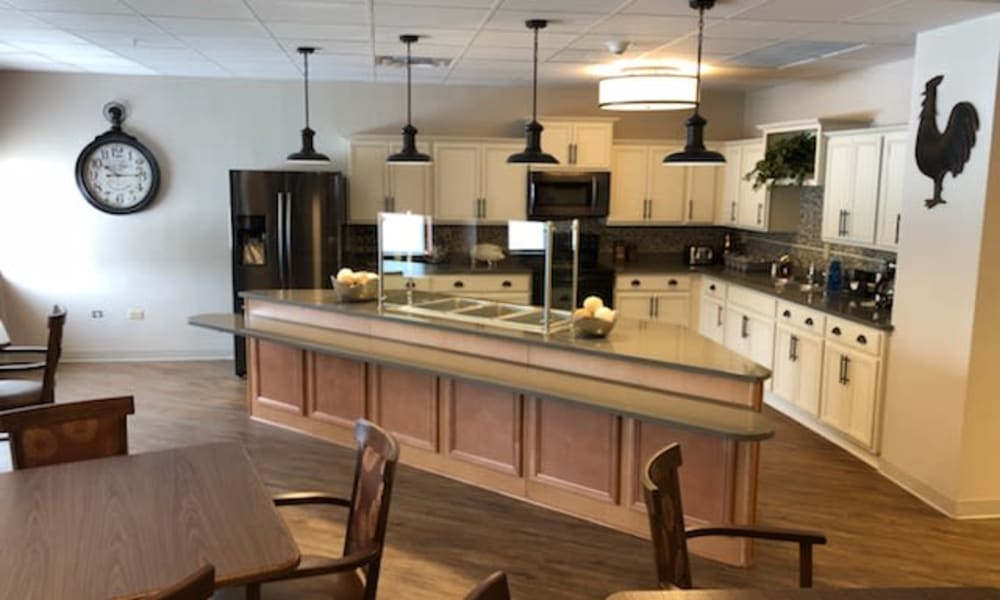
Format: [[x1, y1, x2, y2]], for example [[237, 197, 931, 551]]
[[0, 396, 134, 470], [248, 419, 399, 600], [0, 306, 66, 411], [643, 443, 827, 590], [463, 571, 511, 600], [150, 565, 215, 600]]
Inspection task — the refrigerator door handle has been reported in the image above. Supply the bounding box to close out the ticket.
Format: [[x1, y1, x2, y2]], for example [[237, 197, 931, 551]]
[[284, 190, 293, 286], [276, 191, 287, 288]]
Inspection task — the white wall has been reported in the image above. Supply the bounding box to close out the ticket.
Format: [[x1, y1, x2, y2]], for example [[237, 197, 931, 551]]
[[879, 13, 1000, 516], [743, 59, 914, 133], [0, 70, 745, 360]]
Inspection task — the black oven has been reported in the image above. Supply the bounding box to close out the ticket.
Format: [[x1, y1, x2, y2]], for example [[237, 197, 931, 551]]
[[527, 171, 610, 219]]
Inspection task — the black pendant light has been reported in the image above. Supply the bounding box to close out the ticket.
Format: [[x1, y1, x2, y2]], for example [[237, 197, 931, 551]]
[[664, 0, 725, 166], [387, 35, 432, 164], [287, 46, 331, 163], [507, 19, 558, 165]]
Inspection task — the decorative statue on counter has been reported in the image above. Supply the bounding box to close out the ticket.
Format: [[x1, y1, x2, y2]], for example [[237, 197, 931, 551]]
[[915, 74, 979, 209]]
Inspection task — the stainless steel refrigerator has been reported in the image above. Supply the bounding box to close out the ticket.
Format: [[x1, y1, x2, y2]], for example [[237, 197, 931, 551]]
[[230, 170, 346, 376]]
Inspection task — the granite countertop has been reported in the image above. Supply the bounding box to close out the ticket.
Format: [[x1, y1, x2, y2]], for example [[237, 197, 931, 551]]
[[240, 288, 771, 382], [610, 254, 893, 331]]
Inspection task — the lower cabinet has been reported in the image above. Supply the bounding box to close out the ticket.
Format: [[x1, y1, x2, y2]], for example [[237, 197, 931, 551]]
[[820, 342, 880, 449], [772, 325, 823, 417], [723, 306, 775, 370], [614, 274, 691, 326], [698, 296, 726, 344]]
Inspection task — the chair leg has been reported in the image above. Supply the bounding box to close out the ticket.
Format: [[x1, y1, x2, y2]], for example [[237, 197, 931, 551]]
[[246, 583, 262, 600], [799, 542, 813, 588]]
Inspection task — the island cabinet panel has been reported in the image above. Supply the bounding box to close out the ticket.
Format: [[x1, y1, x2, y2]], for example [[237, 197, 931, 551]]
[[254, 340, 305, 415], [371, 365, 439, 452], [441, 380, 523, 476], [309, 353, 367, 428], [526, 397, 621, 504]]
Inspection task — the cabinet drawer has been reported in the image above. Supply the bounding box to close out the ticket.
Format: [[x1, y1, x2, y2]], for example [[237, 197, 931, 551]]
[[776, 301, 826, 335], [726, 285, 776, 318], [701, 276, 727, 301], [433, 274, 530, 293], [825, 316, 883, 356], [383, 274, 434, 292], [615, 273, 691, 292]]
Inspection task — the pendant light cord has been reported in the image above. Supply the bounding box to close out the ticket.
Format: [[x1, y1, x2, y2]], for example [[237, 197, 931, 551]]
[[695, 4, 705, 110], [406, 39, 413, 126], [532, 24, 539, 122], [302, 50, 311, 129]]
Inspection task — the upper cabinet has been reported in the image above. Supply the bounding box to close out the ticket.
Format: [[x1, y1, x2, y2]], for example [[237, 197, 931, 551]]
[[537, 118, 615, 169], [433, 141, 527, 223], [608, 142, 718, 226], [348, 138, 432, 222], [821, 127, 908, 250], [717, 139, 798, 232], [757, 119, 871, 187]]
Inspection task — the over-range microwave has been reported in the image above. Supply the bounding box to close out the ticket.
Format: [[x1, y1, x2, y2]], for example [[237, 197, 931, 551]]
[[527, 170, 610, 219]]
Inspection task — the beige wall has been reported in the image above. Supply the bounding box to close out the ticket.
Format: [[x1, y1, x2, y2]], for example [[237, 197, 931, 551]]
[[0, 70, 744, 358], [879, 13, 1000, 516]]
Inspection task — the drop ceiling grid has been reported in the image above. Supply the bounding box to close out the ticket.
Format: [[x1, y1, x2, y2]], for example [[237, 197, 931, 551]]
[[0, 0, 998, 86]]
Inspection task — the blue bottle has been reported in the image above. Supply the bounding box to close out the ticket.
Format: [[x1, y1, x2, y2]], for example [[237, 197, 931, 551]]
[[826, 258, 843, 293]]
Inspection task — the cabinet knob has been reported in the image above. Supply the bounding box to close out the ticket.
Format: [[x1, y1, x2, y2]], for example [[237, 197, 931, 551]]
[[502, 280, 512, 288], [405, 281, 415, 289], [857, 334, 867, 345], [631, 279, 641, 287], [709, 284, 716, 291], [782, 310, 791, 318], [453, 281, 464, 288], [668, 279, 678, 287], [805, 317, 814, 326], [831, 326, 842, 336]]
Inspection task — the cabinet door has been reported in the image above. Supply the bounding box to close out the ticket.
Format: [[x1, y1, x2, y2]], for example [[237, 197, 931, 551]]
[[433, 142, 481, 221], [348, 141, 390, 222], [876, 131, 907, 248], [843, 135, 881, 244], [698, 296, 726, 344], [483, 143, 528, 222], [820, 345, 851, 433], [719, 143, 742, 225], [609, 146, 649, 223], [614, 293, 653, 320], [653, 294, 690, 327], [686, 165, 718, 223], [723, 307, 750, 356], [647, 145, 686, 223], [388, 141, 431, 215], [795, 333, 824, 417], [738, 142, 767, 230], [844, 350, 880, 448], [539, 120, 572, 165], [822, 137, 854, 241], [573, 122, 613, 168], [746, 312, 775, 369], [772, 327, 799, 405]]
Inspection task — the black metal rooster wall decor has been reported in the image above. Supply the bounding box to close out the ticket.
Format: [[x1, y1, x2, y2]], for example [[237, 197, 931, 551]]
[[916, 74, 980, 209]]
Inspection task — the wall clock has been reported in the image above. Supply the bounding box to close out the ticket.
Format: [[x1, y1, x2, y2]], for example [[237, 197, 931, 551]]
[[75, 102, 161, 215]]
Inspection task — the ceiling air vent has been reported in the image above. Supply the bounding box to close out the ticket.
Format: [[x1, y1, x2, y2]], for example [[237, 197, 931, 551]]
[[724, 41, 866, 69], [375, 55, 451, 69]]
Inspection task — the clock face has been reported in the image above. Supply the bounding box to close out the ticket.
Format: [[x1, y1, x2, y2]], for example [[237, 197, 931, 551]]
[[81, 141, 155, 211]]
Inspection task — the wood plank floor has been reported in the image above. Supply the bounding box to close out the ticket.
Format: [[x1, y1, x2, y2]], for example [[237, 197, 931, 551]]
[[3, 361, 999, 599]]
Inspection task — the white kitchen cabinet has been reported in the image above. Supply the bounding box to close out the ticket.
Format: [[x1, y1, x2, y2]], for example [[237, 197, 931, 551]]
[[698, 296, 726, 344], [614, 274, 691, 326], [717, 139, 798, 232], [820, 342, 880, 448], [822, 134, 882, 244], [875, 130, 907, 249], [773, 325, 824, 416], [737, 141, 768, 230], [433, 141, 527, 222], [723, 306, 775, 369], [609, 143, 717, 225], [686, 165, 717, 223], [537, 118, 615, 168], [609, 146, 649, 223], [348, 139, 431, 222]]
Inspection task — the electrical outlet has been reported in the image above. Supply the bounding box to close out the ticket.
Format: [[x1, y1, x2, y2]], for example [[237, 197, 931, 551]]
[[127, 308, 145, 320], [91, 310, 104, 319]]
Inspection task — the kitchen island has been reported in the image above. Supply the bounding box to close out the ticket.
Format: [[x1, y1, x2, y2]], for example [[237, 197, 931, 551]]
[[190, 289, 773, 566]]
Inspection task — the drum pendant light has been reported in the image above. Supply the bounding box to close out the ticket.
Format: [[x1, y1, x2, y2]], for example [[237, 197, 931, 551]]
[[507, 19, 558, 165], [664, 0, 725, 167], [387, 35, 431, 164], [287, 46, 331, 163]]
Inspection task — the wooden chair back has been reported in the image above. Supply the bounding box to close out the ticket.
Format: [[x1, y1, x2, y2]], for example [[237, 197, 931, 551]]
[[464, 571, 512, 600], [40, 306, 67, 403], [642, 443, 693, 590], [0, 396, 134, 470], [343, 418, 400, 600], [150, 565, 215, 600]]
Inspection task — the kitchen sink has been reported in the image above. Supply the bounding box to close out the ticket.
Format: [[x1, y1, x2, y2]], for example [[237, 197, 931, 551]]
[[456, 303, 533, 319], [391, 295, 570, 334]]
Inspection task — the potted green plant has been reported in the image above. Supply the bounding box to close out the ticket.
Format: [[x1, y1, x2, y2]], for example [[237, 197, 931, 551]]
[[745, 132, 817, 190]]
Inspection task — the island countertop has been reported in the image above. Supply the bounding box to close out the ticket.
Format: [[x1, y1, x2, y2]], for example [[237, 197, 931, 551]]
[[239, 288, 771, 383]]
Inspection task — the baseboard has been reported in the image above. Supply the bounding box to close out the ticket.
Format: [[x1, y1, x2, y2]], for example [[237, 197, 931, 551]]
[[878, 459, 1000, 519], [62, 349, 234, 362], [763, 393, 879, 468]]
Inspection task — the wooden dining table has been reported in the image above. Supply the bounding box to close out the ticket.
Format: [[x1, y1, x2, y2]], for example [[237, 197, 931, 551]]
[[0, 442, 301, 600], [607, 588, 1000, 599]]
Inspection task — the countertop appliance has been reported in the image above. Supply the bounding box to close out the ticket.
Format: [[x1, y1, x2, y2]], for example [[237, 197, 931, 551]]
[[230, 169, 346, 376], [527, 170, 610, 219], [684, 245, 716, 265]]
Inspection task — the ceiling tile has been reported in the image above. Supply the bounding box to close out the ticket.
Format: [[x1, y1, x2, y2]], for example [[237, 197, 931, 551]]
[[465, 45, 556, 61], [277, 39, 370, 55], [266, 22, 369, 41], [704, 18, 815, 40], [795, 22, 917, 44], [373, 5, 488, 29], [850, 0, 1000, 28], [82, 62, 156, 74], [472, 30, 577, 48], [150, 17, 268, 38], [374, 28, 475, 46], [0, 28, 88, 44], [73, 30, 186, 48], [179, 36, 282, 52], [143, 61, 230, 76], [592, 14, 697, 37], [623, 0, 769, 19], [7, 0, 131, 13], [0, 53, 80, 70], [122, 0, 254, 19], [113, 46, 204, 61], [649, 35, 780, 58], [485, 9, 606, 33], [380, 0, 494, 7], [735, 0, 902, 23], [247, 0, 368, 25], [500, 0, 623, 11], [28, 12, 162, 33], [0, 8, 50, 27], [374, 42, 466, 59]]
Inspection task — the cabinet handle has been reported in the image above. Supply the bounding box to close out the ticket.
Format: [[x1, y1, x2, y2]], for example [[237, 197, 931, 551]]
[[405, 280, 415, 289], [668, 279, 678, 287], [482, 197, 487, 218], [631, 279, 641, 288], [831, 326, 842, 336], [894, 213, 901, 244], [741, 315, 749, 339], [856, 334, 867, 345], [648, 297, 655, 318], [688, 199, 693, 220], [453, 281, 464, 288], [502, 280, 512, 288], [841, 355, 851, 385], [716, 305, 723, 327], [756, 203, 763, 225], [709, 284, 716, 292], [384, 196, 391, 212], [805, 317, 814, 326], [843, 210, 850, 236], [730, 201, 736, 222], [790, 335, 799, 362], [782, 309, 791, 318], [838, 355, 847, 384], [391, 196, 396, 212], [653, 297, 660, 318]]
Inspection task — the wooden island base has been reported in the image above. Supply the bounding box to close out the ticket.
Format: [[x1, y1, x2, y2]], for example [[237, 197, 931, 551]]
[[192, 290, 772, 567]]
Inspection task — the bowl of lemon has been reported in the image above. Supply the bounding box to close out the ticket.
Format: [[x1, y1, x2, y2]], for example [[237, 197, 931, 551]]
[[572, 296, 616, 338], [332, 268, 380, 302]]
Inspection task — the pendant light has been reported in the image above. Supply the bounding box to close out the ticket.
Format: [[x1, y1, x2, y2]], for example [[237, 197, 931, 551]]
[[599, 66, 698, 111], [664, 0, 725, 167], [507, 19, 558, 165], [287, 46, 330, 164], [387, 35, 432, 164]]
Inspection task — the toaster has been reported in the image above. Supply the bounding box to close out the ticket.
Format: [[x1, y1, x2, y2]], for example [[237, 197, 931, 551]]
[[685, 245, 716, 265]]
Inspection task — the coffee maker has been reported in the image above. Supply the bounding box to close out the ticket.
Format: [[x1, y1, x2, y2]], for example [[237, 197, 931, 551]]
[[874, 261, 896, 308]]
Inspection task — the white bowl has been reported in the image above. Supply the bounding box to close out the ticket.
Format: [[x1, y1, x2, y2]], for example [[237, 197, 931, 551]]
[[572, 315, 616, 338], [332, 277, 379, 302]]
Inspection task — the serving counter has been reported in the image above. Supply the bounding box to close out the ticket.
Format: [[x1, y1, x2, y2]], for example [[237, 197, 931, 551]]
[[190, 289, 773, 567]]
